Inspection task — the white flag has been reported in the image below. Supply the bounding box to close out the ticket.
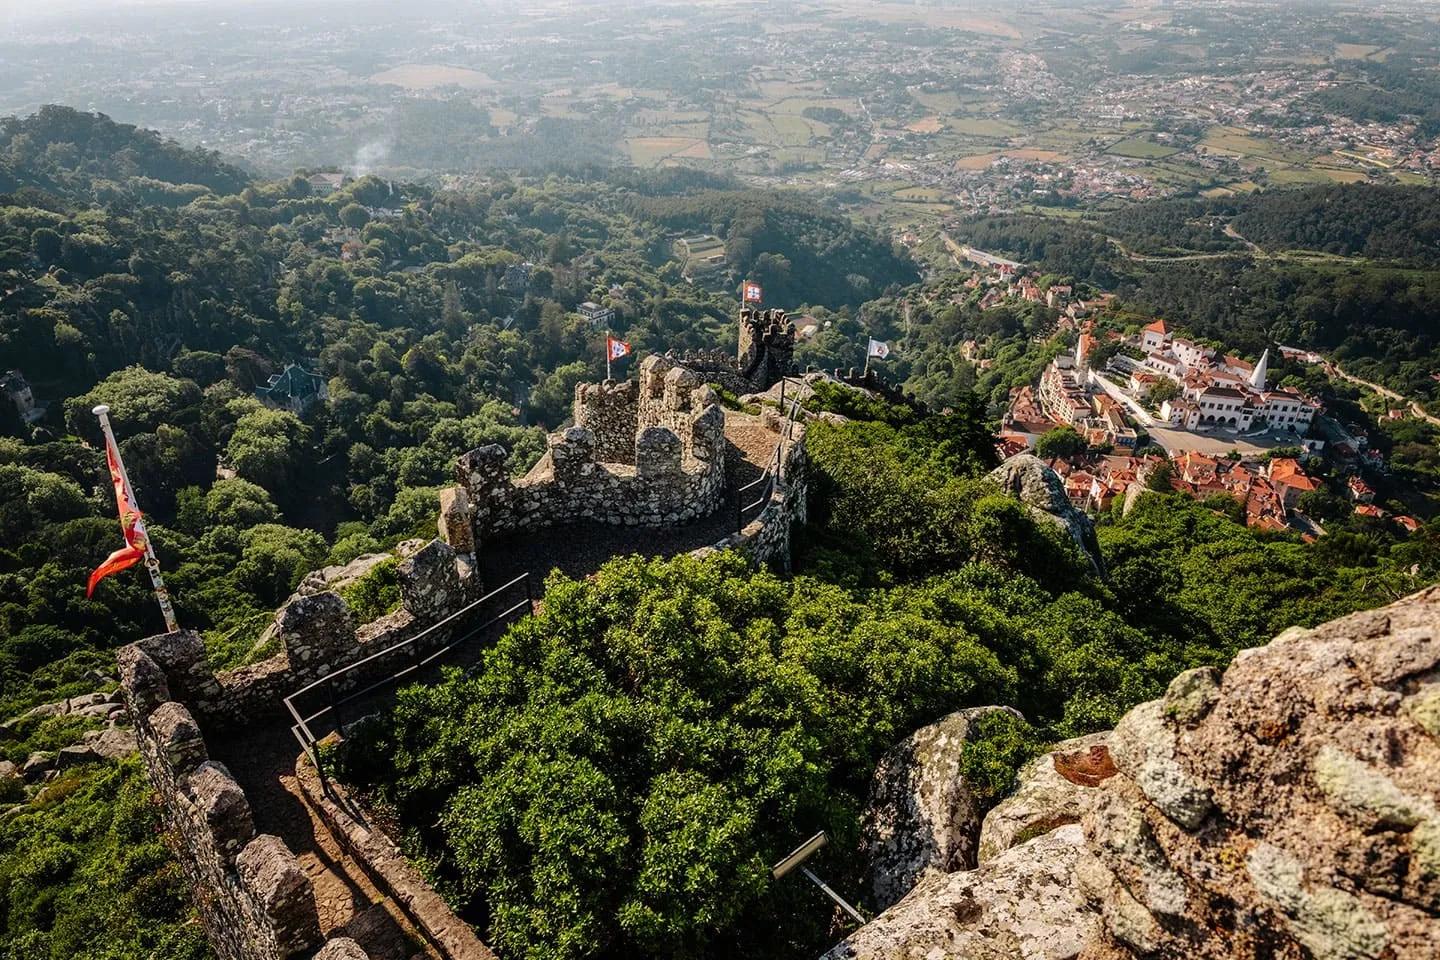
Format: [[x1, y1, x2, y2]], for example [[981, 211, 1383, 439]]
[[867, 338, 890, 360]]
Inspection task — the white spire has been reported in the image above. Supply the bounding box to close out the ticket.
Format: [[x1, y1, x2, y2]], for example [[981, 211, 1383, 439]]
[[1249, 348, 1269, 392]]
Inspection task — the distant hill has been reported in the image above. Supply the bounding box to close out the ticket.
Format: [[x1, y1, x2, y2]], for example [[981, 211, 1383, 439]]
[[627, 189, 920, 309], [1101, 184, 1440, 266], [0, 105, 250, 203], [1226, 184, 1440, 265]]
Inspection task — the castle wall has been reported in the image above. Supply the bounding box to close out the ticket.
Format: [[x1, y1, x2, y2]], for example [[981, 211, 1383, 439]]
[[113, 537, 491, 960], [694, 417, 808, 571], [572, 379, 639, 464], [295, 760, 496, 960], [118, 634, 340, 960], [454, 356, 728, 542], [150, 538, 473, 734]]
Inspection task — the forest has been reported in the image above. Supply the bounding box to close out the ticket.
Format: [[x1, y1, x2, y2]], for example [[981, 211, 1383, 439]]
[[1308, 55, 1440, 136], [625, 190, 920, 308]]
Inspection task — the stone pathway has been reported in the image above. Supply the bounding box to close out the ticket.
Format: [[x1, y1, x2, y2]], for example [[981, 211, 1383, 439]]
[[210, 725, 429, 959]]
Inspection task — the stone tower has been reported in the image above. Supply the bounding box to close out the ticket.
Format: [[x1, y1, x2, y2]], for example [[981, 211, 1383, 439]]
[[737, 307, 797, 391]]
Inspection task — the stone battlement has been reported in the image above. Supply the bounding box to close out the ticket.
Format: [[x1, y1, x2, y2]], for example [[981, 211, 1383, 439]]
[[119, 634, 334, 960], [445, 354, 728, 545], [137, 539, 475, 734], [114, 535, 484, 959], [739, 307, 797, 389], [829, 366, 929, 413]]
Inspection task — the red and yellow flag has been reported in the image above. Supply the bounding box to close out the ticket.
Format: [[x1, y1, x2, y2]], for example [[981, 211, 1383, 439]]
[[86, 434, 148, 597]]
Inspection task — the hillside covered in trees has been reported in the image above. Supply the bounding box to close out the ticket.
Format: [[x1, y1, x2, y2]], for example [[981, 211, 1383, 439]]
[[2, 107, 1439, 960], [626, 189, 920, 308], [335, 386, 1438, 960]]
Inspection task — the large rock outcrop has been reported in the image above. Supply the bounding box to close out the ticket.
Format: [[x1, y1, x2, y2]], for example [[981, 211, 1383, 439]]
[[825, 585, 1440, 960], [860, 706, 1021, 910], [986, 454, 1104, 575]]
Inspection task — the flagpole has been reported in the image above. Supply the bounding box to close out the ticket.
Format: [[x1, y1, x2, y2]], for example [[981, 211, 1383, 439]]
[[606, 330, 612, 381], [93, 404, 180, 633]]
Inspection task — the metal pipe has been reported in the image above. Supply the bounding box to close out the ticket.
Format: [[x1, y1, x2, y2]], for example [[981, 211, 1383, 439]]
[[800, 866, 867, 925]]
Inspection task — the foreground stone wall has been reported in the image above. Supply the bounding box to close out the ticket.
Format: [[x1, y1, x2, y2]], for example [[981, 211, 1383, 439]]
[[118, 633, 351, 960], [113, 535, 489, 960], [153, 538, 475, 733], [825, 585, 1440, 960]]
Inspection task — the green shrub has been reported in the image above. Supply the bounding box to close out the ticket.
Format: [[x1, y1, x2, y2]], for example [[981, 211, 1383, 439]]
[[339, 557, 403, 624]]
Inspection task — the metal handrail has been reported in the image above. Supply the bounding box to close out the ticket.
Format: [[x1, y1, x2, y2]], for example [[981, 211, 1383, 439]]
[[284, 572, 532, 773], [735, 389, 804, 530]]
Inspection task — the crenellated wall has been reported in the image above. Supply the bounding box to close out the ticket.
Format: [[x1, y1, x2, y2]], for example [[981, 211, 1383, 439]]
[[572, 378, 640, 463], [119, 632, 338, 960], [448, 354, 728, 545], [146, 539, 476, 734], [694, 415, 808, 572], [114, 534, 491, 960]]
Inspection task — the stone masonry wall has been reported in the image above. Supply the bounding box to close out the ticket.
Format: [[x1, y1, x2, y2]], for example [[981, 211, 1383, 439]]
[[161, 538, 475, 733], [113, 535, 487, 960], [695, 414, 807, 571], [118, 632, 345, 960], [573, 379, 639, 464], [450, 354, 728, 544]]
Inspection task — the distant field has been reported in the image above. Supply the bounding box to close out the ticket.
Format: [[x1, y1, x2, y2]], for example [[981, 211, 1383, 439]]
[[830, 2, 1025, 38], [370, 64, 492, 89], [906, 117, 945, 134], [735, 109, 827, 147], [1106, 136, 1180, 159], [949, 117, 1023, 138], [892, 186, 947, 201], [954, 149, 1066, 170], [626, 137, 711, 166], [1334, 43, 1382, 60], [1199, 126, 1314, 165], [912, 91, 965, 114], [756, 80, 828, 101], [1266, 167, 1368, 186], [767, 96, 857, 117]]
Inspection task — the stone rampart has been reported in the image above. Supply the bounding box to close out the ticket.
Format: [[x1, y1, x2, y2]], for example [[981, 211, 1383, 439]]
[[113, 535, 488, 960], [118, 634, 350, 960], [828, 366, 929, 413], [296, 758, 496, 960], [695, 417, 807, 572], [449, 355, 727, 544], [147, 538, 476, 733], [572, 378, 639, 464]]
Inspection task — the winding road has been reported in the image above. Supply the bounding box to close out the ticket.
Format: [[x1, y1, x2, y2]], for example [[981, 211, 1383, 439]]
[[1319, 359, 1440, 428]]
